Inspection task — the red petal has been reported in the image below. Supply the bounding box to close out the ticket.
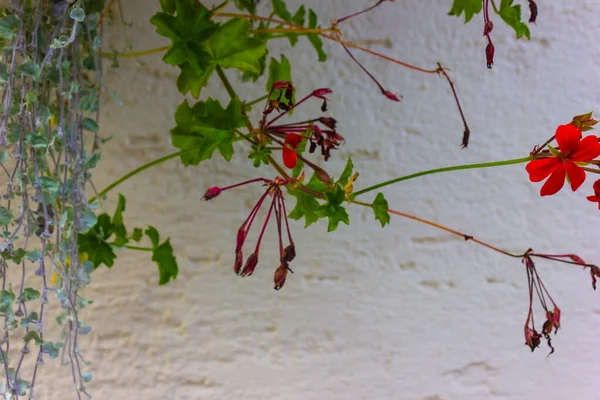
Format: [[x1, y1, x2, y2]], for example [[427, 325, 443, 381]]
[[555, 124, 582, 155], [569, 135, 600, 162], [593, 179, 600, 194], [586, 195, 599, 202], [540, 166, 566, 196], [284, 133, 303, 148], [282, 147, 297, 169], [565, 161, 586, 191], [526, 158, 561, 182]]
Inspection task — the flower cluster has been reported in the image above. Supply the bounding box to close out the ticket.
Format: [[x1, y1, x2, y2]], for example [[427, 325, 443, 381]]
[[522, 254, 561, 354], [526, 122, 600, 198], [203, 177, 296, 290], [259, 81, 345, 169]]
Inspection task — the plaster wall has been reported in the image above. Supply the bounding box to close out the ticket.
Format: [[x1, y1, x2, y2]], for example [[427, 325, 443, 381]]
[[34, 0, 600, 399]]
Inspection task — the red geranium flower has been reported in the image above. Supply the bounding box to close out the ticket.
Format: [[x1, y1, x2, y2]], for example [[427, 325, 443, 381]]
[[526, 124, 600, 196], [586, 179, 600, 209], [282, 133, 303, 169]]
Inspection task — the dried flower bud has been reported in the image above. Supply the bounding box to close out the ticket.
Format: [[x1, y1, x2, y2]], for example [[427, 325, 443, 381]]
[[236, 227, 247, 253], [234, 251, 244, 275], [240, 252, 258, 277], [528, 0, 538, 23], [203, 187, 221, 200], [319, 117, 337, 129], [546, 308, 561, 333], [590, 265, 600, 290], [524, 327, 542, 352], [282, 244, 296, 263], [274, 265, 289, 290], [486, 42, 495, 69]]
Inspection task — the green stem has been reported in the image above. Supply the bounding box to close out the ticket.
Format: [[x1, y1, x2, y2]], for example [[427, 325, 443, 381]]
[[90, 150, 188, 203], [126, 245, 153, 252], [244, 94, 269, 108], [351, 156, 532, 198], [215, 65, 238, 100]]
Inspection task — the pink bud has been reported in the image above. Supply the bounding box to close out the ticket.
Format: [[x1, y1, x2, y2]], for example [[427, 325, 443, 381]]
[[233, 251, 243, 275], [314, 167, 331, 185], [568, 254, 585, 265], [274, 265, 289, 290], [203, 187, 221, 200], [382, 90, 402, 102], [483, 21, 493, 35], [240, 253, 258, 277], [312, 88, 333, 100], [236, 227, 246, 253]]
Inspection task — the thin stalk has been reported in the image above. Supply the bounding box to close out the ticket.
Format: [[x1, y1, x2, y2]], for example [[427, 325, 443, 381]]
[[351, 156, 532, 198], [90, 150, 189, 203]]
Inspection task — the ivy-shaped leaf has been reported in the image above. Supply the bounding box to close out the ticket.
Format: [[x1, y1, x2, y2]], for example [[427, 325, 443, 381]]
[[372, 192, 390, 227], [497, 0, 530, 39], [149, 1, 215, 73], [21, 288, 40, 302], [315, 185, 350, 232], [448, 0, 483, 23], [145, 226, 178, 285], [171, 98, 248, 166], [208, 19, 267, 75], [287, 190, 321, 228], [78, 214, 117, 268]]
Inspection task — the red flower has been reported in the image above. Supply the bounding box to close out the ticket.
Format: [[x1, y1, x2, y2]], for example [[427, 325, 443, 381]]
[[526, 124, 600, 196], [587, 179, 600, 209], [282, 133, 303, 169]]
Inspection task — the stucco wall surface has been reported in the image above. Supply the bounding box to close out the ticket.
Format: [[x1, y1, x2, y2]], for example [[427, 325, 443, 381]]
[[30, 1, 600, 399]]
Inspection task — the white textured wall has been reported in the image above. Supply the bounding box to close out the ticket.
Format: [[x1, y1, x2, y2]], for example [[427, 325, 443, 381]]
[[35, 1, 600, 399]]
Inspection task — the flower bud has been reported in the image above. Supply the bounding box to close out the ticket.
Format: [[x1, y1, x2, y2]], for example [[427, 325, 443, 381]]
[[382, 90, 401, 102], [234, 250, 244, 275], [486, 42, 495, 69], [282, 244, 296, 263], [203, 186, 221, 200], [528, 0, 537, 23], [240, 252, 258, 277], [236, 227, 246, 253], [483, 21, 493, 35], [312, 88, 333, 100], [524, 327, 541, 352], [274, 265, 289, 290], [314, 167, 331, 186]]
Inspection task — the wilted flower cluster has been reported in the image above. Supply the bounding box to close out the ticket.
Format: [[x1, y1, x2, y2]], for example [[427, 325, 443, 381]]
[[203, 177, 296, 290], [522, 254, 561, 354], [259, 81, 345, 169]]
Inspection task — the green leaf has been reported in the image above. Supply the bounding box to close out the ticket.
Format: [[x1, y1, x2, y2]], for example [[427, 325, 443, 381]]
[[81, 117, 99, 133], [207, 19, 267, 74], [171, 98, 248, 166], [176, 62, 214, 98], [0, 15, 20, 39], [42, 341, 62, 359], [338, 158, 354, 187], [315, 185, 350, 232], [38, 176, 60, 194], [78, 214, 116, 268], [287, 190, 321, 228], [130, 227, 143, 242], [307, 10, 327, 62], [159, 0, 176, 13], [70, 7, 85, 22], [448, 0, 483, 23], [372, 192, 390, 227], [0, 207, 13, 225], [266, 55, 292, 93], [497, 0, 530, 39], [111, 194, 128, 247], [234, 0, 259, 14], [145, 226, 178, 285], [23, 331, 43, 345], [272, 0, 293, 21], [150, 2, 216, 74], [248, 144, 272, 168], [21, 288, 40, 302], [19, 63, 40, 80]]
